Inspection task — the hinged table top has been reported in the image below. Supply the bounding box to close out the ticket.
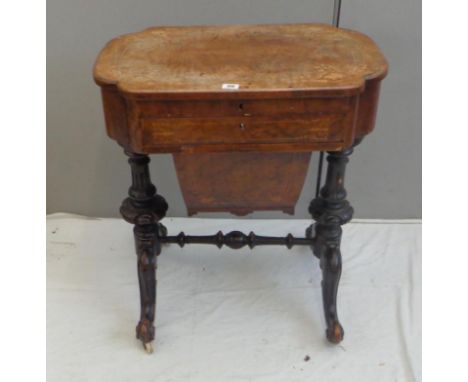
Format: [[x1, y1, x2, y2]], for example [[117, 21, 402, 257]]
[[94, 23, 388, 100]]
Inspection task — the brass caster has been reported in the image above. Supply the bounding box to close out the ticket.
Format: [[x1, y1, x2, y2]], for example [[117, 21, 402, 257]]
[[136, 320, 155, 353], [143, 341, 154, 354]]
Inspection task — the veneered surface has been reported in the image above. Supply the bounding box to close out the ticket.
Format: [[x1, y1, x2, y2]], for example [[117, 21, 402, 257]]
[[94, 23, 388, 99], [173, 152, 311, 216]]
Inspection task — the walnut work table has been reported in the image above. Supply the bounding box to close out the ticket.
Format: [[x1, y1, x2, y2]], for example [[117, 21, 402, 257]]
[[94, 23, 388, 353]]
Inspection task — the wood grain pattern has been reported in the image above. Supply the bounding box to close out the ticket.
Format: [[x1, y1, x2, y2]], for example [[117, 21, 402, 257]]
[[174, 152, 311, 216], [142, 115, 334, 147], [94, 23, 387, 99]]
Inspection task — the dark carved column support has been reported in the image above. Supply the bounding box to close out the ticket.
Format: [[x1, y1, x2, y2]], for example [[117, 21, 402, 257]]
[[306, 144, 356, 344], [120, 151, 168, 353]]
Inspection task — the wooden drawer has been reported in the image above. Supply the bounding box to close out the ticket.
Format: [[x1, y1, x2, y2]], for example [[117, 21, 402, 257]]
[[135, 113, 347, 152], [136, 98, 353, 119]]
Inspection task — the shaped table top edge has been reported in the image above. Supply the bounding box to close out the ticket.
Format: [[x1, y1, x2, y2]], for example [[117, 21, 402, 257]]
[[93, 23, 388, 101]]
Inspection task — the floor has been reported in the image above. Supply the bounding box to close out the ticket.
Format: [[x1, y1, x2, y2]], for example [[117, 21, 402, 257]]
[[47, 214, 421, 382]]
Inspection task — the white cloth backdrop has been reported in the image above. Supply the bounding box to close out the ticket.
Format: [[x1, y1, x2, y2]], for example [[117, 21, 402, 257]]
[[47, 214, 421, 382]]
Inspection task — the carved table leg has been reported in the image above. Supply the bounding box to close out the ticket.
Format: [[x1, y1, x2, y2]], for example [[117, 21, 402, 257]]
[[119, 151, 168, 353], [306, 146, 355, 344]]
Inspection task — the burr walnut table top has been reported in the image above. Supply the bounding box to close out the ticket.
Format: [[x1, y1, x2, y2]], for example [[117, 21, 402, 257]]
[[94, 23, 387, 100]]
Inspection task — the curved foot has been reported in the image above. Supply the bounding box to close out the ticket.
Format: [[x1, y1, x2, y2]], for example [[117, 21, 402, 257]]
[[320, 246, 343, 345], [326, 321, 344, 344], [136, 319, 155, 349]]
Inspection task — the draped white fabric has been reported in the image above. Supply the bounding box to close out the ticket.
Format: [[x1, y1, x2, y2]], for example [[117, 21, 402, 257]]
[[47, 214, 421, 382]]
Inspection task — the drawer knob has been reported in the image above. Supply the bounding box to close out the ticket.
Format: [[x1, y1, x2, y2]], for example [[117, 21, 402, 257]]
[[240, 122, 246, 130]]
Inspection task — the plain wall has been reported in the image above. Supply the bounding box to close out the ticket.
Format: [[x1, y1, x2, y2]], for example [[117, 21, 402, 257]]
[[47, 0, 421, 219]]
